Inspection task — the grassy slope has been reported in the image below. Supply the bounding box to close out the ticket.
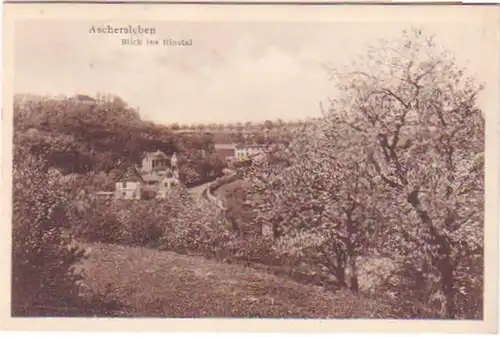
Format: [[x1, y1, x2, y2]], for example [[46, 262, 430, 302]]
[[77, 243, 393, 318], [213, 179, 244, 200]]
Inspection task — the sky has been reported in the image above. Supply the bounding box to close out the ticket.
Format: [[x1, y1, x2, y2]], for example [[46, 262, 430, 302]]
[[14, 20, 490, 125]]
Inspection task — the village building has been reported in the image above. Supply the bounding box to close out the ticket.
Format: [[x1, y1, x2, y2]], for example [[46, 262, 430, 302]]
[[214, 143, 265, 163], [234, 144, 265, 162], [115, 167, 142, 200], [140, 150, 171, 174], [114, 150, 180, 200]]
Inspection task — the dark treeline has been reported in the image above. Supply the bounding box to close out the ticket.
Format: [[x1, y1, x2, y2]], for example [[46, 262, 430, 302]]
[[13, 93, 225, 189]]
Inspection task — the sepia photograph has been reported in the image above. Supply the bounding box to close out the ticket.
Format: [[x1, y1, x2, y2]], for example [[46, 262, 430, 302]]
[[1, 3, 498, 333]]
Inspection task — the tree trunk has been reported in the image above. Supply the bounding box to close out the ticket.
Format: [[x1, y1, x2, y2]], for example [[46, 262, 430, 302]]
[[348, 256, 359, 293], [439, 254, 456, 319], [272, 222, 283, 240], [344, 249, 359, 294], [335, 253, 347, 287], [228, 214, 239, 233], [441, 270, 456, 318], [407, 189, 456, 318], [345, 213, 359, 293]]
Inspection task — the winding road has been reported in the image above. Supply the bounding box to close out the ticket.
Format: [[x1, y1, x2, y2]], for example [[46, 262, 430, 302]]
[[187, 169, 237, 210], [188, 181, 214, 200]]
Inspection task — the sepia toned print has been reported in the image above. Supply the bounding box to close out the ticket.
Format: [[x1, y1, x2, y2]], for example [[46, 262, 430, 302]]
[[2, 4, 499, 333]]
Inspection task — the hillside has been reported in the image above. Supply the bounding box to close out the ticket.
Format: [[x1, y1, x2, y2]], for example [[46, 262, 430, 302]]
[[76, 242, 394, 318], [13, 94, 224, 188]]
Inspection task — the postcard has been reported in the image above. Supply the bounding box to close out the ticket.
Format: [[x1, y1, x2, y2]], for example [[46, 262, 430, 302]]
[[1, 3, 498, 333]]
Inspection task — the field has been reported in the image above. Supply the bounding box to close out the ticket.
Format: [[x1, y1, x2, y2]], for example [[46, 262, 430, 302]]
[[76, 242, 395, 318]]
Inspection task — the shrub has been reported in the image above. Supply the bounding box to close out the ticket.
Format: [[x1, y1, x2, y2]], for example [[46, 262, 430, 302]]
[[12, 147, 87, 316]]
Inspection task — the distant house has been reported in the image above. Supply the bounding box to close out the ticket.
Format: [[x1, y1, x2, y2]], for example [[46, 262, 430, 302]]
[[234, 144, 265, 162], [140, 150, 178, 177], [141, 150, 170, 174], [213, 143, 266, 163], [115, 150, 180, 200], [115, 167, 142, 200]]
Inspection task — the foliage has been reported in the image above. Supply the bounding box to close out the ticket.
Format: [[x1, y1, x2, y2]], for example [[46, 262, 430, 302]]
[[325, 28, 484, 319], [243, 124, 380, 292], [219, 182, 259, 236], [11, 144, 87, 315], [14, 94, 223, 186], [241, 28, 484, 319], [180, 153, 225, 188], [72, 185, 231, 257], [72, 178, 277, 267]]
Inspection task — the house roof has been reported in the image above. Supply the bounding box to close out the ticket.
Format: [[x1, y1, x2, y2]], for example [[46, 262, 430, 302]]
[[144, 150, 170, 161], [117, 166, 143, 182]]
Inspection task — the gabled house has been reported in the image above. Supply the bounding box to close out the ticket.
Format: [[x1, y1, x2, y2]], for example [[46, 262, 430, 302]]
[[141, 150, 170, 174], [115, 167, 142, 200], [114, 150, 181, 200]]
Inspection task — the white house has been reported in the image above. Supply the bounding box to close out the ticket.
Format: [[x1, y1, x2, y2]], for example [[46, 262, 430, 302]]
[[141, 150, 170, 174], [115, 168, 142, 200], [234, 144, 265, 161], [114, 150, 181, 200]]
